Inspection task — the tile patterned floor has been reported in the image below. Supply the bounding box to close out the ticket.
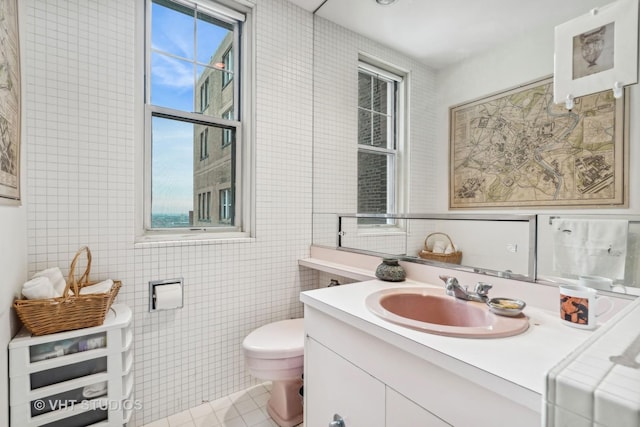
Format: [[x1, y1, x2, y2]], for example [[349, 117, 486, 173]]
[[142, 383, 303, 427]]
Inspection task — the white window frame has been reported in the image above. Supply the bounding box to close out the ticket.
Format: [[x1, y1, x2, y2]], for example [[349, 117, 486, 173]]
[[357, 61, 405, 228], [136, 0, 254, 242]]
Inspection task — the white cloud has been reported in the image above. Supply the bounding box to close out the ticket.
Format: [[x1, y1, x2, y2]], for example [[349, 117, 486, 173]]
[[152, 53, 193, 91]]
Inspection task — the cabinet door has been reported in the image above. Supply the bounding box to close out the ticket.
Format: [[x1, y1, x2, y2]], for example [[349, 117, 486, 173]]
[[386, 388, 452, 427], [305, 337, 385, 427]]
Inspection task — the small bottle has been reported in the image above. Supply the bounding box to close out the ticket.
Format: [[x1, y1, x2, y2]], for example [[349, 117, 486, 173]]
[[375, 258, 406, 282]]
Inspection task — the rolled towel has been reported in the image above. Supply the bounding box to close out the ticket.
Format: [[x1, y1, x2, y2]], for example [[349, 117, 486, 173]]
[[79, 279, 114, 295], [22, 277, 56, 300], [432, 241, 446, 254], [82, 381, 108, 398], [444, 244, 458, 255], [33, 267, 66, 297]]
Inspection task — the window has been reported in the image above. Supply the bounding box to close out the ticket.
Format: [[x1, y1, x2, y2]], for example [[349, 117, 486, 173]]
[[199, 128, 208, 160], [219, 188, 232, 223], [197, 191, 211, 221], [145, 0, 249, 234], [222, 109, 233, 146], [357, 62, 403, 224], [222, 48, 233, 87], [200, 77, 209, 112]]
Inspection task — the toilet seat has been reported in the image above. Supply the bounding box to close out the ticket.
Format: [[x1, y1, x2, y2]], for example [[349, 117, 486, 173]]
[[243, 318, 304, 359]]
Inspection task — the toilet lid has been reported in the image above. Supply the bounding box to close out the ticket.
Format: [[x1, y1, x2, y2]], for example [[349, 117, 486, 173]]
[[243, 318, 304, 359]]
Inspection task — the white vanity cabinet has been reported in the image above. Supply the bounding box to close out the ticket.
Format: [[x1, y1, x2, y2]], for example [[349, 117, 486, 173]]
[[9, 304, 133, 427], [386, 388, 451, 427], [305, 336, 385, 427], [303, 303, 540, 427], [305, 336, 447, 427]]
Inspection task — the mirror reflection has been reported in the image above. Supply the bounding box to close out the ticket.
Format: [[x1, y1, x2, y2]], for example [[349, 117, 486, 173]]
[[337, 213, 640, 295], [338, 214, 535, 280], [537, 214, 640, 295], [308, 0, 640, 298]]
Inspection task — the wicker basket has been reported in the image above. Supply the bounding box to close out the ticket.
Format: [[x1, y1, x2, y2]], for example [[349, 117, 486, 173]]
[[14, 246, 121, 336], [418, 232, 462, 264]]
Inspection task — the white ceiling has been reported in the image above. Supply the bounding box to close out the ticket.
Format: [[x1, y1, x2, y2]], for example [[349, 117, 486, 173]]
[[289, 0, 613, 69]]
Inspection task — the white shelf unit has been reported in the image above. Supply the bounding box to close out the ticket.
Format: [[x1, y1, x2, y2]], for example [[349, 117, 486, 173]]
[[9, 304, 133, 427]]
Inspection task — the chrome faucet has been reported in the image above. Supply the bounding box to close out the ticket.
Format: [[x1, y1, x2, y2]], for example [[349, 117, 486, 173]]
[[439, 275, 492, 302]]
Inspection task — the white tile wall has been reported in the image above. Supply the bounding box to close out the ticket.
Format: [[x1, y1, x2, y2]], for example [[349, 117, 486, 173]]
[[22, 0, 314, 425], [545, 298, 640, 427]]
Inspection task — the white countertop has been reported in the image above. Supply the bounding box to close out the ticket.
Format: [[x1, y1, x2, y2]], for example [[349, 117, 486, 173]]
[[300, 279, 596, 396], [544, 296, 640, 426]]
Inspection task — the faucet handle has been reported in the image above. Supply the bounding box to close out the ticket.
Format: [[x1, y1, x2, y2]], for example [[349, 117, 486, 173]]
[[474, 282, 492, 297], [439, 275, 458, 286]]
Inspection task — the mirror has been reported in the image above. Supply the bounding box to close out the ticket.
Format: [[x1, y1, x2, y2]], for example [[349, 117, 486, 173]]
[[337, 213, 640, 296], [536, 214, 640, 295], [309, 1, 640, 296], [338, 214, 536, 281]]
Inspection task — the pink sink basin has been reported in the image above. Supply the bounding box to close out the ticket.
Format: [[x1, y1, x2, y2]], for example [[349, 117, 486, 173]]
[[365, 287, 529, 338]]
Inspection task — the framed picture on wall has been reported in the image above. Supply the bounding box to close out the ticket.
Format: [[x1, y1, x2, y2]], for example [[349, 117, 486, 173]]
[[0, 0, 21, 204], [553, 0, 638, 105], [449, 76, 628, 209]]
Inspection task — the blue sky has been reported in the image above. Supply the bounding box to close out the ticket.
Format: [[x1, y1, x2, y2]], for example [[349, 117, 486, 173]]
[[150, 0, 229, 215]]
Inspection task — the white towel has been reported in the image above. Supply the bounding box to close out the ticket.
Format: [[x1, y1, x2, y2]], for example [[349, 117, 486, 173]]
[[21, 277, 57, 300], [553, 219, 628, 280], [444, 243, 459, 254], [432, 241, 446, 254], [79, 279, 114, 295], [33, 267, 66, 297], [82, 381, 108, 398]]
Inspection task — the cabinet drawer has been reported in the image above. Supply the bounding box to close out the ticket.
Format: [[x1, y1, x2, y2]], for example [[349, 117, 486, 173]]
[[29, 332, 107, 363], [40, 408, 107, 427], [30, 381, 108, 417], [31, 357, 107, 390]]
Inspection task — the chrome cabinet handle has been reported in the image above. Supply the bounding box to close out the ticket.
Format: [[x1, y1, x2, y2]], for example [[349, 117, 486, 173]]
[[329, 413, 345, 427]]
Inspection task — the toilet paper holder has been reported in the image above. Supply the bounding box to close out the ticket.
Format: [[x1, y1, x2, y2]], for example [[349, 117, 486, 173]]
[[149, 278, 184, 312]]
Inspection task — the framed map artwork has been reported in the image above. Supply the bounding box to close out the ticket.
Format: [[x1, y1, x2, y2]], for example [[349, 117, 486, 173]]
[[0, 0, 20, 203], [449, 76, 627, 209]]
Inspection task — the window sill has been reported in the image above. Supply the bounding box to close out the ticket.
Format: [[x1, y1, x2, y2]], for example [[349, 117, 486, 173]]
[[134, 231, 254, 247], [353, 227, 406, 238], [298, 257, 376, 282]]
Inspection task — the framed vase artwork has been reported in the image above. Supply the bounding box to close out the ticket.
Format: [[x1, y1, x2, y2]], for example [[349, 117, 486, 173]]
[[0, 0, 21, 203], [553, 0, 638, 106]]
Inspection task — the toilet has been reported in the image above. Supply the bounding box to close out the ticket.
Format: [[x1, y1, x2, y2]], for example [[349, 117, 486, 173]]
[[242, 318, 304, 427]]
